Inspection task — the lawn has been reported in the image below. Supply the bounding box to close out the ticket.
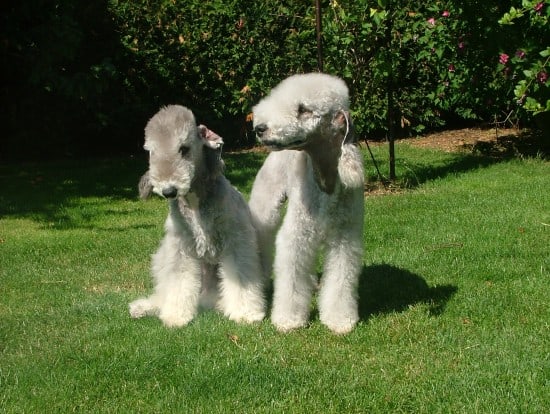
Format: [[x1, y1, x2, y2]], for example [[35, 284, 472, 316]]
[[1, 139, 549, 413]]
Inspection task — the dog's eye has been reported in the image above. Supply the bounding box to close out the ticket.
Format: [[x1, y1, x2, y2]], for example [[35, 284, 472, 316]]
[[179, 145, 190, 157], [297, 104, 313, 118]]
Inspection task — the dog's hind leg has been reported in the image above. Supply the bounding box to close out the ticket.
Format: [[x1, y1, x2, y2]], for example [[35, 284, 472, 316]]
[[129, 297, 158, 319]]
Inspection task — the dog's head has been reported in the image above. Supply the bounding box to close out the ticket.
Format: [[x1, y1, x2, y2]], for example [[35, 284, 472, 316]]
[[139, 105, 224, 200], [252, 73, 351, 150]]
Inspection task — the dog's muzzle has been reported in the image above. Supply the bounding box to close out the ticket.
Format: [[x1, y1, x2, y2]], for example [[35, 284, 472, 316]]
[[161, 186, 178, 199], [254, 123, 268, 139], [254, 123, 307, 149]]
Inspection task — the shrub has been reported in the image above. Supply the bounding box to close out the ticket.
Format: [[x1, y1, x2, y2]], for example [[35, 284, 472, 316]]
[[498, 1, 549, 118], [0, 0, 124, 159], [2, 0, 545, 159], [110, 0, 317, 147], [323, 0, 510, 136]]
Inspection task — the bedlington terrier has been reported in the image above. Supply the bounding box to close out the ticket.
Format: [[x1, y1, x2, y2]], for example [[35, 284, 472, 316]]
[[129, 105, 265, 327], [249, 73, 365, 334]]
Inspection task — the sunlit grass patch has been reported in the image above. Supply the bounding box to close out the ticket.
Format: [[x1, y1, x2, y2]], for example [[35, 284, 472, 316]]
[[1, 149, 548, 412]]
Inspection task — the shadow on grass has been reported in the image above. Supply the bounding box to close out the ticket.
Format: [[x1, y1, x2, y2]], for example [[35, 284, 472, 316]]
[[0, 157, 148, 224], [359, 264, 457, 319], [465, 129, 548, 159], [367, 129, 548, 190], [0, 151, 267, 228]]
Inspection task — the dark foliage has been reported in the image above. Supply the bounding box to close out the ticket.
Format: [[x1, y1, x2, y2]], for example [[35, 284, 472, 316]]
[[0, 1, 545, 161]]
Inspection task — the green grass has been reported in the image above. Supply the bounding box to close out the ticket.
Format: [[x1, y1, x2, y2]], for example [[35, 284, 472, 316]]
[[1, 145, 549, 413]]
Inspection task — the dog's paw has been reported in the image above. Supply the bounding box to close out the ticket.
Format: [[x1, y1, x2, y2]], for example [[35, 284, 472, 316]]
[[271, 315, 308, 333], [226, 309, 266, 324], [217, 290, 266, 324], [129, 298, 156, 319], [320, 315, 358, 335], [242, 310, 266, 323], [159, 310, 196, 328]]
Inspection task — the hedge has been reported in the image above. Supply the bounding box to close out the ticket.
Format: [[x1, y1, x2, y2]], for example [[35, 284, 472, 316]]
[[0, 0, 547, 160]]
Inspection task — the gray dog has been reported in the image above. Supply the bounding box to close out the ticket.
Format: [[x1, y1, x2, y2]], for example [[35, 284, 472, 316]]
[[129, 105, 265, 327], [249, 73, 365, 334]]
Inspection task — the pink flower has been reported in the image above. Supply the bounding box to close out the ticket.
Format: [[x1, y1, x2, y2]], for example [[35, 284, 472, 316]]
[[515, 50, 526, 59], [534, 2, 544, 14], [499, 53, 509, 65], [458, 42, 465, 50], [537, 71, 548, 84], [442, 10, 450, 17], [448, 64, 455, 72], [427, 17, 436, 26]]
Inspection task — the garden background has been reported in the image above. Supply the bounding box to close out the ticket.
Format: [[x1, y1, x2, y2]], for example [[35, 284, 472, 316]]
[[1, 0, 548, 161], [1, 2, 549, 412]]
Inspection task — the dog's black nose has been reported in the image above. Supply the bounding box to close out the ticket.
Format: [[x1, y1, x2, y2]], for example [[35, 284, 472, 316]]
[[254, 123, 268, 137], [162, 186, 178, 198]]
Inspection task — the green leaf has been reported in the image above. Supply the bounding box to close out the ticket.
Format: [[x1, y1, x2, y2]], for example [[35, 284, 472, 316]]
[[498, 13, 513, 25], [524, 96, 543, 112]]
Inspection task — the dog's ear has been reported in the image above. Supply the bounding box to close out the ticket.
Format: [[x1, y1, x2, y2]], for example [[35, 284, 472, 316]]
[[333, 110, 363, 188], [138, 171, 153, 200], [338, 144, 364, 189], [332, 110, 356, 144], [197, 124, 225, 178], [332, 110, 349, 128], [198, 124, 224, 149]]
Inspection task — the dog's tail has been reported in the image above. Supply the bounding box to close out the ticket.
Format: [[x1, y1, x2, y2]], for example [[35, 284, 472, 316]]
[[138, 171, 153, 199]]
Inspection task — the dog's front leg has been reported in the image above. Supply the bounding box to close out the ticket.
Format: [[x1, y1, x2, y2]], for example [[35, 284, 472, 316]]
[[318, 217, 363, 334], [271, 212, 320, 332], [217, 247, 266, 324], [151, 233, 202, 327], [158, 265, 202, 328]]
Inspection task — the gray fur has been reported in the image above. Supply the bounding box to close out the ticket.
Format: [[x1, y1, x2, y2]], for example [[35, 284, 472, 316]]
[[129, 105, 265, 327], [250, 73, 365, 334]]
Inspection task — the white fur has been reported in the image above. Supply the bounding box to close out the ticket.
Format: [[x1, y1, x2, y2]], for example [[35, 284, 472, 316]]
[[250, 73, 364, 334], [129, 105, 265, 327]]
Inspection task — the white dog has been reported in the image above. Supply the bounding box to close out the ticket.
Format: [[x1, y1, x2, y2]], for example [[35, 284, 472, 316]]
[[129, 105, 265, 327], [249, 73, 364, 334]]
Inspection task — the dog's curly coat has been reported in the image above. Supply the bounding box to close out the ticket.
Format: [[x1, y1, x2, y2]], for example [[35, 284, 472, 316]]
[[250, 73, 364, 334], [129, 105, 265, 327]]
